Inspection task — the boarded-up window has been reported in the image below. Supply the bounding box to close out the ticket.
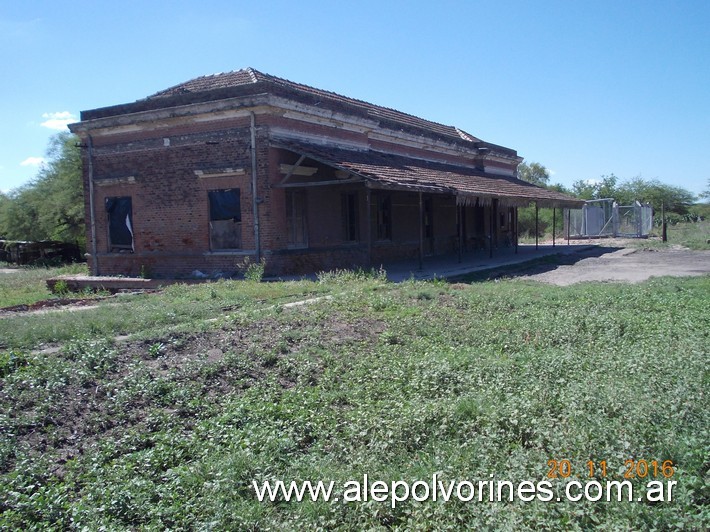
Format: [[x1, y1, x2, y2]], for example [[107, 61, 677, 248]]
[[342, 192, 359, 242], [105, 197, 134, 252], [209, 189, 241, 250], [286, 190, 308, 248]]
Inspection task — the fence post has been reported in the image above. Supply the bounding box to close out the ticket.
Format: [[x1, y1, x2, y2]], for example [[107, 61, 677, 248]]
[[661, 201, 667, 242]]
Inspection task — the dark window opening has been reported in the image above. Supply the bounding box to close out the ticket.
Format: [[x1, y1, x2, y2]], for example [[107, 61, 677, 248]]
[[342, 192, 359, 242], [209, 189, 241, 250], [375, 194, 392, 240], [105, 196, 134, 252]]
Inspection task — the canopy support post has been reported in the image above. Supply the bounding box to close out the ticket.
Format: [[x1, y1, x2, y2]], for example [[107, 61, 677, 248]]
[[535, 202, 539, 250], [419, 192, 424, 270], [552, 207, 556, 247]]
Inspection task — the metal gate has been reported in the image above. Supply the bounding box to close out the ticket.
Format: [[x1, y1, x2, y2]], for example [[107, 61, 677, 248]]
[[566, 200, 653, 238]]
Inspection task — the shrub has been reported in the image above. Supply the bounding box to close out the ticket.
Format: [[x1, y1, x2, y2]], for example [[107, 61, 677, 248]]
[[236, 257, 266, 282], [51, 279, 69, 296]]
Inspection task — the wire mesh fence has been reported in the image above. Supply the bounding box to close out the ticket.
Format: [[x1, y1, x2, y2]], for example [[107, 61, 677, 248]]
[[566, 200, 653, 238]]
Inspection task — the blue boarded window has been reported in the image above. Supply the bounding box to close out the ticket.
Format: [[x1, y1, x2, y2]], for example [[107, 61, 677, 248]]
[[209, 189, 241, 250]]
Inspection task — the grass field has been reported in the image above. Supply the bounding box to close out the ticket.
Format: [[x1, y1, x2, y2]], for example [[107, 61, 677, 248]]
[[0, 267, 708, 529], [640, 220, 710, 250], [0, 263, 88, 308]]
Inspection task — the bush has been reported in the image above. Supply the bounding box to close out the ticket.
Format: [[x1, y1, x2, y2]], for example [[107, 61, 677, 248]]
[[236, 257, 266, 282]]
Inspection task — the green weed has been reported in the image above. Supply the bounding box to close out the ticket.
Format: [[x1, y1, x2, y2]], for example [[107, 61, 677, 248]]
[[0, 275, 707, 529], [0, 263, 87, 307]]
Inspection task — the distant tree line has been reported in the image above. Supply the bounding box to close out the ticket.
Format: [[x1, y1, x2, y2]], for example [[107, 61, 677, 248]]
[[0, 133, 84, 250]]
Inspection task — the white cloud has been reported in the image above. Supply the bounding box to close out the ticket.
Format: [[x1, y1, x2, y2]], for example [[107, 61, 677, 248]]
[[20, 156, 46, 167], [40, 111, 77, 131]]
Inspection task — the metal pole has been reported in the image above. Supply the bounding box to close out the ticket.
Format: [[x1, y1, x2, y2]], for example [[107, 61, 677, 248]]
[[535, 202, 539, 250], [661, 201, 667, 242], [567, 208, 570, 245], [489, 200, 494, 259], [552, 207, 556, 247], [366, 188, 372, 268], [514, 206, 518, 254], [249, 112, 261, 262], [87, 135, 98, 276], [418, 192, 424, 270], [457, 203, 463, 263]]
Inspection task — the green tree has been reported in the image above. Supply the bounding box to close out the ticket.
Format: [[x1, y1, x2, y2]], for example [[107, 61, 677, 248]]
[[0, 185, 45, 241], [548, 183, 572, 194], [518, 161, 550, 187], [0, 132, 84, 247], [0, 192, 9, 238], [571, 174, 618, 200], [700, 178, 710, 201], [516, 161, 565, 238], [615, 177, 695, 215]]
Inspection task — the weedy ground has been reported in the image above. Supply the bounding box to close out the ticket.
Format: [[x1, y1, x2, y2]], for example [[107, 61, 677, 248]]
[[0, 263, 88, 308], [0, 266, 708, 530], [634, 220, 710, 251]]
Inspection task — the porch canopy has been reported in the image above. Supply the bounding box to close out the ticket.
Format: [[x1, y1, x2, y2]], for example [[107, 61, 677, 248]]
[[272, 139, 584, 208]]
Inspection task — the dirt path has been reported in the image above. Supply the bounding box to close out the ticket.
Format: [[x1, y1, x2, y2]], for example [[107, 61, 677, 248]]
[[519, 248, 710, 286]]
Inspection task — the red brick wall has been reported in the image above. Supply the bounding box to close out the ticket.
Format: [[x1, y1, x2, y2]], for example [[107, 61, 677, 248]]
[[86, 117, 262, 277], [80, 112, 516, 278]]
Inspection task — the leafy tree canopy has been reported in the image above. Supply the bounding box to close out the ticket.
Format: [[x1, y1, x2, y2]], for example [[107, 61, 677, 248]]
[[571, 174, 618, 201], [615, 177, 695, 214], [518, 161, 550, 187], [0, 132, 84, 247], [571, 174, 695, 215], [700, 178, 710, 201]]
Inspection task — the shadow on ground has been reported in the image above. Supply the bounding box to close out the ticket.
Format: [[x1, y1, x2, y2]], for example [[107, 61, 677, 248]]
[[450, 246, 623, 283]]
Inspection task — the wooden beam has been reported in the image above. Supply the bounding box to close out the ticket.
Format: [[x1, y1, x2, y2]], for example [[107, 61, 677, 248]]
[[274, 177, 364, 188], [279, 165, 318, 176], [279, 155, 307, 184]]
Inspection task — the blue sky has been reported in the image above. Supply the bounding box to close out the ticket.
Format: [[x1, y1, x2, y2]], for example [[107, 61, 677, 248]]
[[1, 0, 708, 196]]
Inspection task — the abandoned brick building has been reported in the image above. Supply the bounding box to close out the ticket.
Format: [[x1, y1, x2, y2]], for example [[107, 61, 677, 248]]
[[69, 68, 582, 277]]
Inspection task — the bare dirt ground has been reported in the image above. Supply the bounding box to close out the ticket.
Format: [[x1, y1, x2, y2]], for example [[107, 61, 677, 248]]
[[518, 245, 710, 286]]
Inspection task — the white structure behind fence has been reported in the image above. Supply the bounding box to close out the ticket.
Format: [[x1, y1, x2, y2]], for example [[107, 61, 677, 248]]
[[566, 200, 653, 238]]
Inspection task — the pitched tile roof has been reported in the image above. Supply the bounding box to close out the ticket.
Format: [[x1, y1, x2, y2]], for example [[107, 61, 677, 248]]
[[273, 139, 584, 208], [149, 68, 484, 146]]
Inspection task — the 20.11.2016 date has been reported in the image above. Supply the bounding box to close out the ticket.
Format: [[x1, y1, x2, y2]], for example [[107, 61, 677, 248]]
[[546, 459, 675, 479]]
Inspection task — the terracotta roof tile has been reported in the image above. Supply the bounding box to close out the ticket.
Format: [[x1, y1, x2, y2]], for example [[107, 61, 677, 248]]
[[149, 68, 482, 145], [273, 140, 583, 208]]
